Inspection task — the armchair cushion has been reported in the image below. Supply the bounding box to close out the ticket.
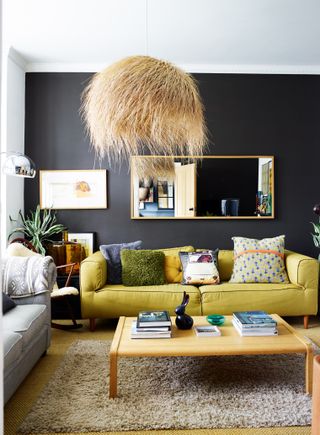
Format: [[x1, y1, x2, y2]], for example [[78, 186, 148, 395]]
[[3, 304, 47, 347]]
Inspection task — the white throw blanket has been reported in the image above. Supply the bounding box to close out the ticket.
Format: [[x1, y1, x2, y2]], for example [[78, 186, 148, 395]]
[[2, 255, 57, 298]]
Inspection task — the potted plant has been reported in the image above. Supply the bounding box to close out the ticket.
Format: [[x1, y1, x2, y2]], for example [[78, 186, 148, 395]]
[[8, 205, 66, 255], [311, 203, 320, 260]]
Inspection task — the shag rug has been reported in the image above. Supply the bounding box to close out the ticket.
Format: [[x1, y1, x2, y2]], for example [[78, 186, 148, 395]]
[[19, 339, 313, 433]]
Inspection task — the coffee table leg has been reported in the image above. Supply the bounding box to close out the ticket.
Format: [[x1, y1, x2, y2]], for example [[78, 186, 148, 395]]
[[109, 352, 118, 398], [305, 345, 313, 394]]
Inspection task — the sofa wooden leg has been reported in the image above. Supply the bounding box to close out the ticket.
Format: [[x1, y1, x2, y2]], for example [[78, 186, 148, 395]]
[[89, 318, 96, 332], [304, 315, 309, 329]]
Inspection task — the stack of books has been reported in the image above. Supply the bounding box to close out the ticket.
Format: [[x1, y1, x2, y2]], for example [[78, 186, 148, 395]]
[[131, 310, 172, 339], [232, 310, 278, 336]]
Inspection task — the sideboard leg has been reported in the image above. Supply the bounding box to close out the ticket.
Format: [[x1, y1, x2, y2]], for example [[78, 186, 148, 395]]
[[304, 315, 309, 329], [89, 318, 96, 332]]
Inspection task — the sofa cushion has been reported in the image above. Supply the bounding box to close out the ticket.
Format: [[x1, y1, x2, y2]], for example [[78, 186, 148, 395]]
[[121, 250, 166, 286], [156, 246, 194, 283], [217, 250, 234, 281], [3, 330, 23, 370], [200, 282, 303, 316], [99, 240, 142, 284], [180, 250, 220, 285], [229, 235, 289, 283], [3, 304, 47, 349], [2, 293, 16, 314]]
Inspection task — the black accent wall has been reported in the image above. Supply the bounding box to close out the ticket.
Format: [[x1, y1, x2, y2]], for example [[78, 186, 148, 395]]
[[25, 73, 320, 257]]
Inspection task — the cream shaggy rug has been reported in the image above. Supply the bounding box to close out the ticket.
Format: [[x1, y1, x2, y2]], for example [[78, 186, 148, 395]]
[[19, 339, 313, 433]]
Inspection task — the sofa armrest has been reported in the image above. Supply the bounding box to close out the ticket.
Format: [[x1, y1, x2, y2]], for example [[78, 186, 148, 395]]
[[80, 251, 107, 295], [285, 250, 319, 289]]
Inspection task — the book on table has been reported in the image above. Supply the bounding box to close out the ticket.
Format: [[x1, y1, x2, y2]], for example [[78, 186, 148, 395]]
[[136, 310, 171, 328], [232, 311, 278, 336], [232, 319, 278, 336], [131, 321, 171, 339], [233, 311, 277, 328]]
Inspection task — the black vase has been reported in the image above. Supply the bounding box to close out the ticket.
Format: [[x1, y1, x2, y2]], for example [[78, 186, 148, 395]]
[[175, 291, 194, 330]]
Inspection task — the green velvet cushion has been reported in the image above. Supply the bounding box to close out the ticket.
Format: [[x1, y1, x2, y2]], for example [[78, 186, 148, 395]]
[[121, 249, 166, 286]]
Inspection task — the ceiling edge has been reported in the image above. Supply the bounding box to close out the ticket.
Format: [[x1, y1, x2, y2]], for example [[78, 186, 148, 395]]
[[8, 47, 27, 71], [25, 62, 320, 74]]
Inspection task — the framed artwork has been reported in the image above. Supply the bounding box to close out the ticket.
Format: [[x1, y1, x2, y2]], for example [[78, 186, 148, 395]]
[[67, 232, 94, 257], [40, 169, 107, 209]]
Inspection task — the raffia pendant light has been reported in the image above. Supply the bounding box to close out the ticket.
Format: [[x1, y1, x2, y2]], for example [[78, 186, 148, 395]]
[[81, 56, 207, 176], [133, 156, 176, 182]]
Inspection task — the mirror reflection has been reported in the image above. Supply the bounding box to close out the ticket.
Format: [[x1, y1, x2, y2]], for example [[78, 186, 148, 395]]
[[131, 156, 274, 219]]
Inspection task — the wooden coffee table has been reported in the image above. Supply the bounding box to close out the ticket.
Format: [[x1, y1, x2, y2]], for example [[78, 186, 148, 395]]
[[109, 315, 313, 398]]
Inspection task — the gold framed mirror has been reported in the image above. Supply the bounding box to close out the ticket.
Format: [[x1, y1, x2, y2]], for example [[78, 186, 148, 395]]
[[131, 155, 274, 219]]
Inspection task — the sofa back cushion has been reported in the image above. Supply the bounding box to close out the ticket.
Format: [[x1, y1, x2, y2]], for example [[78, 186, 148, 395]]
[[218, 250, 235, 281], [156, 246, 194, 283]]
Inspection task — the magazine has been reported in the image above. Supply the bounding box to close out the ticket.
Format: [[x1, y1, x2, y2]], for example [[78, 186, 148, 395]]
[[194, 325, 221, 337]]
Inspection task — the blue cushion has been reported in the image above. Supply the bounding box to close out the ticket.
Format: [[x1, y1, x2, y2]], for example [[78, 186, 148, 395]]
[[2, 293, 16, 314], [99, 241, 142, 284]]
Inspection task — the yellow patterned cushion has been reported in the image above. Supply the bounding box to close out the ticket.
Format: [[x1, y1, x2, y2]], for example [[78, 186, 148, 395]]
[[229, 235, 289, 283], [156, 246, 194, 283]]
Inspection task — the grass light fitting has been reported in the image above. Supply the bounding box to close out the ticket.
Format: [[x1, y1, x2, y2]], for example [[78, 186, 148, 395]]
[[81, 56, 208, 176]]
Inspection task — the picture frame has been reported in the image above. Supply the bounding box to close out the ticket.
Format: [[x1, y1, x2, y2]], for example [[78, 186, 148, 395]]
[[67, 232, 95, 257], [40, 169, 107, 209]]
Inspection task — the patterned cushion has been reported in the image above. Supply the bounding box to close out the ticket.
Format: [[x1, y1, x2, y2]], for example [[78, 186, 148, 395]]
[[2, 255, 57, 298], [229, 235, 289, 283], [180, 250, 220, 285]]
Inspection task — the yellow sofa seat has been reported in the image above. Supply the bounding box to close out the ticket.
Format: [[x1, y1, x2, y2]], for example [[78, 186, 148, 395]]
[[83, 283, 201, 319], [80, 248, 319, 328], [201, 283, 312, 316]]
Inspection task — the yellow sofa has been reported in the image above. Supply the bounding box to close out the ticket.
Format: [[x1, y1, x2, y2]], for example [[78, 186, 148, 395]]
[[80, 248, 319, 331]]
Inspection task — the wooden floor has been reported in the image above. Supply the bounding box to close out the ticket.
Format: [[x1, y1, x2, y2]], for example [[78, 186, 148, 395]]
[[4, 315, 320, 435]]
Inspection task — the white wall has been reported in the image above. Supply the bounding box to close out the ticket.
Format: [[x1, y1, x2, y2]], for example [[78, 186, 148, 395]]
[[0, 47, 26, 252]]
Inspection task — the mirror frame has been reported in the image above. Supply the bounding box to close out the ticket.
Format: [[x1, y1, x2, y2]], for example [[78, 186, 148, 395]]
[[131, 155, 274, 220]]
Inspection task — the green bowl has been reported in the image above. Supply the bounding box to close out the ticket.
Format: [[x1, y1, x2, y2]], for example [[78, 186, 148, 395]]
[[206, 314, 225, 326]]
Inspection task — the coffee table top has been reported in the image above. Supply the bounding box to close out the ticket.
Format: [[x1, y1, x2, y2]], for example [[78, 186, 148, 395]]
[[111, 315, 311, 358]]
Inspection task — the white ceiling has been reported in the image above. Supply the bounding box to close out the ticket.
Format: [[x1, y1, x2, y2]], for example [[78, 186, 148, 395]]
[[3, 0, 320, 73]]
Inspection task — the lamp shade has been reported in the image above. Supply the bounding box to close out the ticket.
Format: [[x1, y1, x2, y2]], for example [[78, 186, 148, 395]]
[[2, 152, 36, 178], [81, 56, 208, 175]]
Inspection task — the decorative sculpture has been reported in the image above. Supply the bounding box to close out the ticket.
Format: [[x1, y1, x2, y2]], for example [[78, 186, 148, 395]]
[[175, 291, 194, 330], [81, 56, 207, 177]]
